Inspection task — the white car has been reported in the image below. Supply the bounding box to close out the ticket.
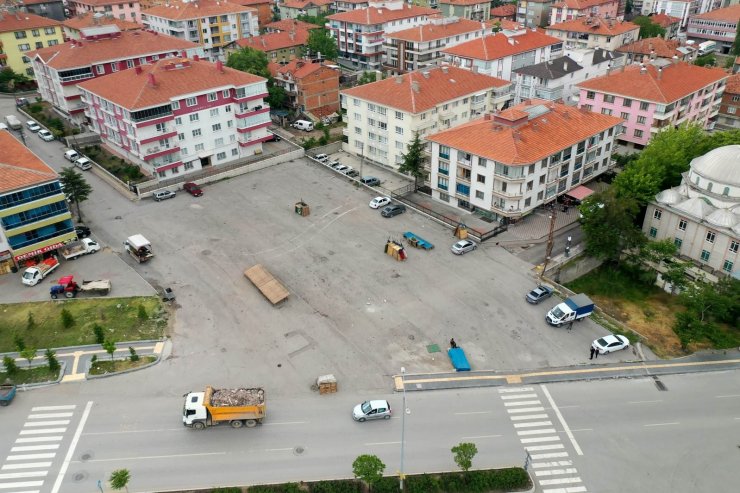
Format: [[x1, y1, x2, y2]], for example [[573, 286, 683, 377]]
[[352, 400, 392, 422], [451, 239, 477, 255], [369, 197, 390, 209], [592, 334, 630, 354], [38, 129, 54, 141], [26, 121, 41, 132]]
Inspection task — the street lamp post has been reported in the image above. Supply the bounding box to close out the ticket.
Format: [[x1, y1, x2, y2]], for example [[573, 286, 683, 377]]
[[399, 367, 407, 492]]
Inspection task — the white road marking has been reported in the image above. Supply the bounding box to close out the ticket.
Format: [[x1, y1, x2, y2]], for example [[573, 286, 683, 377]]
[[555, 405, 580, 409], [6, 454, 56, 461], [715, 394, 740, 398], [507, 407, 545, 414], [11, 445, 60, 452], [19, 429, 67, 436], [568, 428, 593, 433], [0, 481, 44, 490], [499, 387, 534, 393], [510, 414, 549, 421], [76, 452, 227, 463], [24, 421, 70, 427], [540, 477, 582, 486], [517, 428, 557, 436], [530, 452, 570, 460], [541, 384, 583, 456], [461, 435, 502, 440], [525, 444, 565, 452], [501, 393, 538, 400], [542, 487, 587, 493], [28, 413, 73, 419], [15, 437, 63, 444], [2, 463, 53, 470], [532, 460, 573, 468], [644, 422, 680, 427], [265, 448, 293, 452], [454, 411, 491, 415], [364, 441, 401, 446], [520, 436, 561, 444], [0, 471, 48, 479], [628, 400, 663, 404], [514, 421, 553, 428], [30, 406, 75, 411], [535, 468, 578, 477], [50, 401, 92, 493], [504, 400, 542, 407]]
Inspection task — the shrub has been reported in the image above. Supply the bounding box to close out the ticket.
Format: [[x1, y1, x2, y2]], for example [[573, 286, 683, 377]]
[[45, 349, 60, 373], [60, 308, 75, 328], [3, 356, 19, 376], [405, 474, 440, 493], [309, 480, 361, 493], [128, 347, 140, 362], [14, 335, 25, 352], [93, 324, 105, 344], [26, 312, 36, 330], [138, 304, 148, 320], [90, 355, 97, 365], [369, 477, 398, 493]]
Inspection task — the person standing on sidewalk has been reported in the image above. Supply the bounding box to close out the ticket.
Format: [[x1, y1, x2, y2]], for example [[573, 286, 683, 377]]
[[589, 346, 596, 360]]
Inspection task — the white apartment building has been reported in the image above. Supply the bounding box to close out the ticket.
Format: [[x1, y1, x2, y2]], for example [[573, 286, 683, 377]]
[[426, 100, 623, 219], [340, 64, 511, 168], [77, 57, 270, 180], [545, 17, 640, 51], [142, 0, 259, 61], [652, 0, 692, 26]]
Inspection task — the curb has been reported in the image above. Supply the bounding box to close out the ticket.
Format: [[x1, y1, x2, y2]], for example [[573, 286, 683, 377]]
[[7, 361, 67, 391], [85, 353, 161, 380]]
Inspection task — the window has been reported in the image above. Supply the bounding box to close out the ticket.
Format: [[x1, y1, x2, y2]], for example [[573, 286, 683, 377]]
[[155, 123, 167, 132], [730, 241, 739, 253], [653, 209, 662, 220], [637, 116, 646, 124], [14, 31, 27, 39], [225, 105, 231, 112], [186, 97, 197, 107], [706, 231, 715, 243], [649, 227, 657, 238], [189, 113, 199, 122], [212, 123, 222, 131], [395, 111, 403, 120], [222, 89, 230, 97], [622, 98, 632, 107], [178, 133, 185, 141], [700, 250, 710, 262], [175, 117, 182, 125], [210, 108, 219, 117], [674, 237, 682, 249], [45, 27, 56, 35], [723, 260, 734, 273], [207, 92, 217, 102], [634, 129, 643, 138], [215, 137, 224, 146], [620, 112, 629, 120], [603, 95, 614, 103], [601, 109, 613, 116], [232, 148, 238, 156], [185, 162, 194, 170], [678, 219, 687, 231], [217, 152, 226, 160], [475, 190, 484, 199], [586, 91, 595, 100], [18, 43, 30, 51], [192, 129, 202, 137], [195, 143, 205, 151], [477, 174, 485, 184], [35, 42, 43, 49], [181, 147, 188, 155], [525, 198, 531, 207], [395, 126, 403, 135], [640, 101, 649, 111]]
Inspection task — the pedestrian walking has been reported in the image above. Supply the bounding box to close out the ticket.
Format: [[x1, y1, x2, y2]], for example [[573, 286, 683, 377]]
[[594, 347, 598, 359], [450, 338, 458, 349], [589, 346, 595, 360], [567, 321, 573, 331]]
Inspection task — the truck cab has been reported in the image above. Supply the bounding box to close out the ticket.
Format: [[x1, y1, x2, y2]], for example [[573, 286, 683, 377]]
[[183, 391, 207, 427]]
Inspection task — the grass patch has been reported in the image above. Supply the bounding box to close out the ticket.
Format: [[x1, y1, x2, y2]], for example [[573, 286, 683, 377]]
[[0, 366, 59, 385], [89, 356, 156, 376], [0, 297, 166, 353], [82, 145, 145, 182]]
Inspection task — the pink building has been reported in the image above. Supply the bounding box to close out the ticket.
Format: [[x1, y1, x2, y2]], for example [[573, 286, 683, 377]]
[[68, 0, 142, 22], [577, 61, 728, 149], [77, 57, 270, 180], [549, 0, 620, 25]]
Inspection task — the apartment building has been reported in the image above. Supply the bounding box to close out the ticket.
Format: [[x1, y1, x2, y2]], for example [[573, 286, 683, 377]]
[[616, 37, 695, 63], [649, 13, 681, 39], [549, 0, 620, 25], [226, 29, 310, 64], [20, 0, 66, 21], [0, 12, 63, 77], [577, 61, 728, 149], [340, 64, 511, 168], [715, 73, 740, 130], [327, 1, 439, 70], [546, 16, 639, 51], [652, 0, 692, 26], [62, 11, 143, 40], [77, 57, 270, 180], [437, 0, 491, 21], [279, 0, 334, 19], [32, 26, 202, 122], [334, 0, 370, 13], [0, 131, 75, 275], [491, 4, 517, 22], [687, 4, 740, 54], [264, 18, 320, 33], [643, 145, 739, 280], [68, 0, 141, 21], [142, 0, 259, 61], [442, 28, 563, 82], [269, 59, 340, 118], [516, 0, 556, 27], [426, 100, 623, 220], [235, 0, 273, 28], [383, 17, 488, 74]]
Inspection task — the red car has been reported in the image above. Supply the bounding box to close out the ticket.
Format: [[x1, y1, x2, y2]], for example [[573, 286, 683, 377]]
[[183, 182, 203, 197]]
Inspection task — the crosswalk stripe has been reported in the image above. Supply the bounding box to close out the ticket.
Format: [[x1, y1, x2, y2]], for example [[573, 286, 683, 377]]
[[507, 407, 545, 414], [532, 460, 573, 468], [0, 481, 44, 490], [7, 454, 56, 461], [542, 487, 587, 493], [511, 414, 549, 421], [30, 405, 75, 411], [19, 428, 67, 436], [505, 400, 542, 407], [2, 462, 53, 470], [534, 468, 579, 477], [11, 445, 60, 452], [521, 436, 561, 444], [525, 444, 565, 451], [28, 413, 73, 419], [24, 421, 70, 427], [530, 452, 570, 460], [540, 477, 582, 486], [518, 428, 557, 436], [514, 421, 553, 428], [0, 471, 48, 479], [498, 387, 534, 393], [501, 393, 538, 400], [15, 437, 63, 444]]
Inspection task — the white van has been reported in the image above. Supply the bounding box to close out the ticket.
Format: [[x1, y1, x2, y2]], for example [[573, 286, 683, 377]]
[[74, 157, 92, 171], [292, 120, 314, 132], [64, 150, 80, 161], [4, 115, 21, 130]]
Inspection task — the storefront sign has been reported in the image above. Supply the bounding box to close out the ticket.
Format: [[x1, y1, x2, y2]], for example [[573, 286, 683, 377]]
[[14, 242, 64, 262]]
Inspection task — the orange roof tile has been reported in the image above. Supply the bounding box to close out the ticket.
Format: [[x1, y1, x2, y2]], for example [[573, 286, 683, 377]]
[[491, 4, 517, 16], [649, 13, 681, 27], [0, 12, 61, 33], [577, 62, 727, 103], [616, 37, 683, 59], [439, 0, 490, 5], [551, 0, 617, 9], [327, 5, 438, 25], [270, 59, 338, 79], [237, 0, 271, 4], [31, 30, 199, 70], [77, 58, 266, 110], [0, 131, 58, 194], [63, 12, 144, 32], [143, 0, 255, 20], [283, 0, 333, 8], [547, 17, 639, 36], [693, 4, 740, 21], [443, 30, 561, 60], [264, 19, 321, 32], [487, 18, 525, 30], [426, 100, 623, 165], [726, 74, 740, 95], [234, 30, 310, 52], [385, 18, 484, 42], [340, 65, 509, 113], [71, 0, 134, 5]]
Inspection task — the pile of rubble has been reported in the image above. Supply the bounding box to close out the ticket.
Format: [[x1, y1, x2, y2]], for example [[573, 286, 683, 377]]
[[211, 387, 265, 406]]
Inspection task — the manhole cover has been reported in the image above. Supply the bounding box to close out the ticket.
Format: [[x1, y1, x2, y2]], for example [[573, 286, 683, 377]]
[[80, 452, 92, 461], [73, 471, 88, 482], [293, 446, 305, 456]]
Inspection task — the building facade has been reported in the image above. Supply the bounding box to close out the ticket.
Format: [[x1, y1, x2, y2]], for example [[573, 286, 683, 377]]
[[341, 65, 511, 168], [235, 0, 273, 28], [577, 61, 728, 149], [32, 27, 202, 123], [546, 17, 639, 51], [616, 37, 696, 63], [516, 0, 556, 27], [269, 59, 341, 118], [78, 57, 270, 180], [652, 0, 692, 26], [549, 0, 620, 25], [68, 0, 141, 21], [426, 100, 623, 219], [716, 73, 740, 130], [62, 11, 143, 40], [279, 0, 334, 19], [0, 131, 75, 275], [20, 0, 66, 21], [334, 0, 370, 13], [226, 29, 310, 64], [686, 4, 740, 54], [437, 0, 491, 21], [0, 12, 63, 77], [643, 145, 739, 280]]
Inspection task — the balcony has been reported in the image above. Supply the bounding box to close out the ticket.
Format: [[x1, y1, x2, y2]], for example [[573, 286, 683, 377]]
[[457, 173, 471, 184], [457, 158, 471, 169], [491, 188, 523, 198], [142, 146, 180, 162]]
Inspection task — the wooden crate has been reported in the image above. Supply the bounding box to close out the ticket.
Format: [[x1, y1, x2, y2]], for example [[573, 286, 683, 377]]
[[317, 374, 337, 394]]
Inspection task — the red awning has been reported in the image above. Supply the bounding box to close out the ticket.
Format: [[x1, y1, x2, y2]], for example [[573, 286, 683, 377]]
[[566, 185, 594, 201]]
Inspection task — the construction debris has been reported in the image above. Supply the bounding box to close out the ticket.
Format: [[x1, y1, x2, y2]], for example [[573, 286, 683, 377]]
[[210, 388, 265, 407]]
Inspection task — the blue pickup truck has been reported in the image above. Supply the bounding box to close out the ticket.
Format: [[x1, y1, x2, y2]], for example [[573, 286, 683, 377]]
[[546, 293, 595, 326], [0, 384, 17, 406]]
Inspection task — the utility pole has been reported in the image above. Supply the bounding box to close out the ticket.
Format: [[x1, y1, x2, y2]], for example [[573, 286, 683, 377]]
[[540, 202, 557, 281]]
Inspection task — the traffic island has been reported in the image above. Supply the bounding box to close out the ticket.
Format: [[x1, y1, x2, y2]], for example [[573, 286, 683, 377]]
[[87, 355, 157, 377]]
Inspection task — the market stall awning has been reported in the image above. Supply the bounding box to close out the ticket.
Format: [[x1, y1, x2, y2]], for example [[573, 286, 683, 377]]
[[566, 185, 594, 201]]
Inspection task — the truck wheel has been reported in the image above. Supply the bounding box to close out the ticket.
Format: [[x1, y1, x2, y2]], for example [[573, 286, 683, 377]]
[[192, 422, 205, 430], [230, 420, 244, 429], [0, 401, 8, 407], [245, 420, 257, 428], [65, 291, 75, 298]]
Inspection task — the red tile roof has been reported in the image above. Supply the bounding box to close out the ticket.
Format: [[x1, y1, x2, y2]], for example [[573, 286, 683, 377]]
[[551, 0, 617, 9], [77, 58, 266, 110], [443, 30, 561, 60], [385, 18, 485, 42], [0, 12, 61, 33], [282, 0, 333, 8], [491, 4, 517, 16], [487, 18, 525, 30], [341, 65, 509, 113], [547, 16, 639, 36], [426, 100, 623, 165], [264, 19, 321, 32], [143, 0, 255, 20], [726, 73, 740, 95], [237, 0, 271, 4], [0, 131, 58, 194], [31, 30, 199, 70], [327, 5, 438, 25], [234, 30, 310, 52], [439, 0, 490, 5], [692, 4, 740, 21], [616, 37, 683, 59], [63, 12, 144, 32], [577, 62, 727, 103], [71, 0, 134, 5], [269, 59, 338, 79], [649, 13, 681, 28]]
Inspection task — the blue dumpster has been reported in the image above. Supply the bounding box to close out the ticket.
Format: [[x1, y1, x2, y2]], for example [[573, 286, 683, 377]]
[[448, 348, 471, 371]]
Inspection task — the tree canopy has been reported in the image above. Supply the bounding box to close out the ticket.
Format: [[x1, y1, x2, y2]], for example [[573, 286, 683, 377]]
[[59, 167, 93, 223], [398, 132, 427, 191], [226, 47, 270, 79], [352, 454, 385, 486], [631, 16, 666, 39], [580, 188, 645, 263], [451, 442, 478, 472], [304, 28, 338, 60], [357, 71, 377, 85]]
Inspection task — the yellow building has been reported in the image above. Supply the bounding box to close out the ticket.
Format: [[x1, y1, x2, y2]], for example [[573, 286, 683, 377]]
[[0, 12, 64, 77]]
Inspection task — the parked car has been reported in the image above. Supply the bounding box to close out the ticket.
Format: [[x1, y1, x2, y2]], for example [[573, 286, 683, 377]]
[[314, 153, 329, 163], [334, 165, 349, 173], [346, 169, 359, 178], [183, 182, 203, 197], [360, 176, 380, 186], [526, 285, 554, 304], [64, 150, 80, 161], [340, 166, 355, 175], [352, 400, 392, 422], [38, 129, 54, 141], [592, 334, 630, 354], [451, 239, 477, 255], [153, 190, 176, 201], [75, 225, 91, 239], [292, 120, 314, 132], [266, 131, 281, 142], [74, 157, 92, 171], [26, 121, 41, 132], [369, 197, 391, 209], [330, 161, 343, 169], [381, 204, 406, 218], [15, 97, 29, 107]]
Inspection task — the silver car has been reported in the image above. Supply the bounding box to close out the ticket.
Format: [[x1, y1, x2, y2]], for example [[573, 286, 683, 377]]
[[451, 239, 477, 255], [352, 400, 392, 422]]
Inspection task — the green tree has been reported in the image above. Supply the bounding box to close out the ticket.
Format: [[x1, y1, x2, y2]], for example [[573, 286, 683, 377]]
[[659, 259, 690, 295], [3, 356, 19, 376], [102, 341, 117, 361], [694, 54, 716, 67], [304, 28, 338, 60], [357, 71, 377, 86], [631, 16, 666, 39], [137, 304, 148, 321], [731, 28, 740, 56], [93, 324, 105, 344], [20, 348, 37, 369], [60, 308, 75, 329], [14, 335, 25, 352], [109, 468, 131, 492], [26, 312, 36, 330], [580, 189, 645, 263], [352, 454, 385, 488], [59, 167, 93, 222], [625, 0, 633, 15], [45, 349, 60, 373], [267, 84, 287, 109], [296, 13, 330, 27], [128, 347, 140, 362], [226, 47, 270, 78], [451, 442, 478, 472], [397, 132, 427, 191]]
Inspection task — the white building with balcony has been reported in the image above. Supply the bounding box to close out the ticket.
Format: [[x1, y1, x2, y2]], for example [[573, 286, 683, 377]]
[[77, 57, 270, 180], [31, 26, 203, 124], [340, 64, 511, 168], [426, 100, 623, 219]]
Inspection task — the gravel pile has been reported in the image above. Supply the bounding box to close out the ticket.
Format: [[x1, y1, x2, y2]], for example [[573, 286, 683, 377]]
[[211, 388, 264, 406]]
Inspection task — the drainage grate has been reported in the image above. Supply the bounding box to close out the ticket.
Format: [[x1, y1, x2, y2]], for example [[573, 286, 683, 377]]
[[653, 376, 668, 391]]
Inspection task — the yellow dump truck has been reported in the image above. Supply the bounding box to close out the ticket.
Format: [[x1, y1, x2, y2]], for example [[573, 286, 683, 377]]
[[183, 386, 266, 430]]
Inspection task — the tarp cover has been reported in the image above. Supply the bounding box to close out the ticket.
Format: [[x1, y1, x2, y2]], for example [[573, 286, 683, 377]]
[[565, 185, 594, 201]]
